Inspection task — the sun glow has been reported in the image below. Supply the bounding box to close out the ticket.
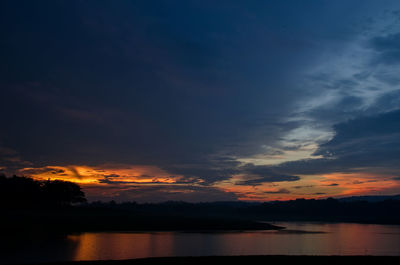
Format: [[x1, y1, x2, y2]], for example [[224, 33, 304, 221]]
[[16, 164, 400, 202], [18, 164, 185, 186], [314, 172, 400, 197]]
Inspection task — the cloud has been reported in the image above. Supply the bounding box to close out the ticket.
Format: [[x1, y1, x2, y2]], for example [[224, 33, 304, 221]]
[[274, 109, 400, 175], [278, 11, 400, 169], [370, 33, 400, 65], [160, 156, 241, 185], [264, 188, 291, 194], [293, 185, 314, 189], [313, 109, 400, 166], [2, 0, 367, 173], [0, 145, 33, 174], [84, 184, 238, 203], [234, 175, 300, 186], [2, 1, 400, 201], [97, 173, 202, 185], [234, 163, 300, 186]]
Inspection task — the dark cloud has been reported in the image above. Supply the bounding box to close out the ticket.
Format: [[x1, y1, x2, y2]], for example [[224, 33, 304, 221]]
[[0, 0, 311, 171], [68, 167, 84, 179], [367, 90, 400, 112], [85, 184, 238, 203], [352, 180, 364, 184], [370, 33, 400, 65], [235, 164, 301, 186], [264, 188, 291, 194], [1, 0, 400, 200], [293, 185, 314, 189], [313, 109, 400, 160], [17, 167, 55, 176], [97, 174, 202, 185], [235, 175, 300, 186], [1, 0, 377, 168], [163, 160, 302, 186], [275, 109, 400, 175], [326, 183, 339, 187], [161, 157, 241, 185], [0, 145, 32, 174]]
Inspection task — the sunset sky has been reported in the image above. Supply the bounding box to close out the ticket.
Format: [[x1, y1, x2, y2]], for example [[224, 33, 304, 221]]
[[1, 0, 400, 202]]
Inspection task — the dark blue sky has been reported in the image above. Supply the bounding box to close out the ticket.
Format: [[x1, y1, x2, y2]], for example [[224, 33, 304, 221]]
[[1, 0, 400, 202]]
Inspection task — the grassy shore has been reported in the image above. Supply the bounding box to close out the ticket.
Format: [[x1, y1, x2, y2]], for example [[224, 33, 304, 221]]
[[25, 255, 400, 265]]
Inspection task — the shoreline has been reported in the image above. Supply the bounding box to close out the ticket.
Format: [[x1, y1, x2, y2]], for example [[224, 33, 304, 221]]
[[11, 255, 400, 265]]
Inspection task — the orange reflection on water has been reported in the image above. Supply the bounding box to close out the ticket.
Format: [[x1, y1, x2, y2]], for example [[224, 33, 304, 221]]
[[66, 224, 400, 258], [68, 232, 175, 261], [319, 223, 390, 255]]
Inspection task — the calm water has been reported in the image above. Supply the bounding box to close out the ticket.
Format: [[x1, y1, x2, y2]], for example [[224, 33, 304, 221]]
[[3, 222, 400, 264]]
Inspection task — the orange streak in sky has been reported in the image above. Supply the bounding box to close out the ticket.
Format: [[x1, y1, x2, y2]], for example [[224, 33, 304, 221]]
[[18, 164, 184, 185], [17, 164, 400, 202]]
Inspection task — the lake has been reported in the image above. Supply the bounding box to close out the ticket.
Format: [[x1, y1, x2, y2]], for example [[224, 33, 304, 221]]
[[2, 222, 400, 264]]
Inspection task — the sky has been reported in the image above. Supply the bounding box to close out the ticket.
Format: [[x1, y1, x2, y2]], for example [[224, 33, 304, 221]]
[[1, 0, 400, 202]]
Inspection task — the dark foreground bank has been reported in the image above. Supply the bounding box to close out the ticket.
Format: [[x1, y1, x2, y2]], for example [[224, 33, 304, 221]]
[[17, 256, 400, 265]]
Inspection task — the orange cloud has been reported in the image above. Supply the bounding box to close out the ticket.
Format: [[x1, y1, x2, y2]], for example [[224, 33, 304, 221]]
[[313, 172, 400, 197], [17, 164, 189, 185], [17, 164, 400, 202], [214, 171, 400, 202], [215, 177, 314, 201]]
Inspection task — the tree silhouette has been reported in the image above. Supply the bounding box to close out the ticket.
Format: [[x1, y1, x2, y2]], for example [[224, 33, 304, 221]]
[[42, 179, 86, 205], [0, 175, 86, 208]]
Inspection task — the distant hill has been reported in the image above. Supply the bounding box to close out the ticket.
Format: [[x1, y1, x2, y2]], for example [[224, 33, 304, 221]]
[[338, 194, 400, 202]]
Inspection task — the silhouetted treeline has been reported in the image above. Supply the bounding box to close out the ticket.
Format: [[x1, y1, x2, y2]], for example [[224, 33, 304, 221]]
[[83, 197, 400, 224], [246, 198, 400, 223], [3, 175, 400, 235], [0, 175, 86, 208]]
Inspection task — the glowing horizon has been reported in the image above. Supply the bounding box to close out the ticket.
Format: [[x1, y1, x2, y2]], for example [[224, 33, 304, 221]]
[[13, 163, 400, 203]]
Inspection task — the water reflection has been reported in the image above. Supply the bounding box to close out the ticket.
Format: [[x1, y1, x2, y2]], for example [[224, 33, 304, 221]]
[[67, 223, 400, 259], [69, 232, 176, 261], [2, 223, 400, 264], [0, 234, 80, 264]]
